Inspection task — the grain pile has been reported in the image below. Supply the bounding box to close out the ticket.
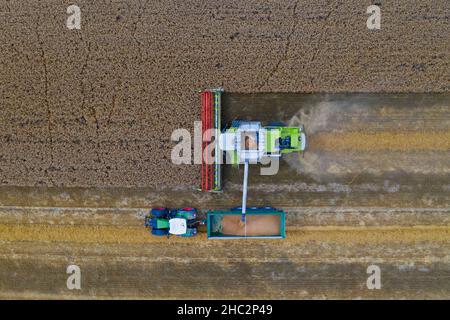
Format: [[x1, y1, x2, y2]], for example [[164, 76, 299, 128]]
[[0, 0, 448, 187]]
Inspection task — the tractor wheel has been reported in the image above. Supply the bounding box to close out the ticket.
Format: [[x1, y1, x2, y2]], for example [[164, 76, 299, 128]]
[[151, 228, 169, 236], [151, 207, 169, 218]]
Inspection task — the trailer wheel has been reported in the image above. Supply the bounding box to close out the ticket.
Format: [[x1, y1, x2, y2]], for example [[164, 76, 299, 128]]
[[151, 207, 169, 218], [151, 228, 169, 236]]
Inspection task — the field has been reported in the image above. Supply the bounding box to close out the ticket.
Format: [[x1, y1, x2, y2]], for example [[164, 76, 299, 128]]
[[0, 1, 449, 299]]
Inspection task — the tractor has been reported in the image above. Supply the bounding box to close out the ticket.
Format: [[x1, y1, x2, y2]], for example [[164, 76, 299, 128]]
[[201, 88, 306, 222]]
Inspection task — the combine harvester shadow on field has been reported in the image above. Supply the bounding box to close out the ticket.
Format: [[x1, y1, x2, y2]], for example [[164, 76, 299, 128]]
[[145, 88, 307, 239]]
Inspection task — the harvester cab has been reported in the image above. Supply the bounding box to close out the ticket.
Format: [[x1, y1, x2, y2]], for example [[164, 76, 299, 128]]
[[219, 120, 306, 164], [144, 207, 202, 237]]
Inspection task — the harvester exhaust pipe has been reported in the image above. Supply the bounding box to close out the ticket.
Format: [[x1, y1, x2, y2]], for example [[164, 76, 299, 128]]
[[241, 159, 249, 222]]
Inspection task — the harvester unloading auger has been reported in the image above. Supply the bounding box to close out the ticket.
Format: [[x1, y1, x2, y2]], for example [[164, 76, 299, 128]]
[[200, 88, 307, 222]]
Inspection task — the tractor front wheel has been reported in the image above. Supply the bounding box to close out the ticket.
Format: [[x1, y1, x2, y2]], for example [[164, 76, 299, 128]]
[[151, 228, 169, 236]]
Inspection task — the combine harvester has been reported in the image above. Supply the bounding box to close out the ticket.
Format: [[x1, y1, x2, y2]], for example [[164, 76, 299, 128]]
[[145, 88, 306, 239]]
